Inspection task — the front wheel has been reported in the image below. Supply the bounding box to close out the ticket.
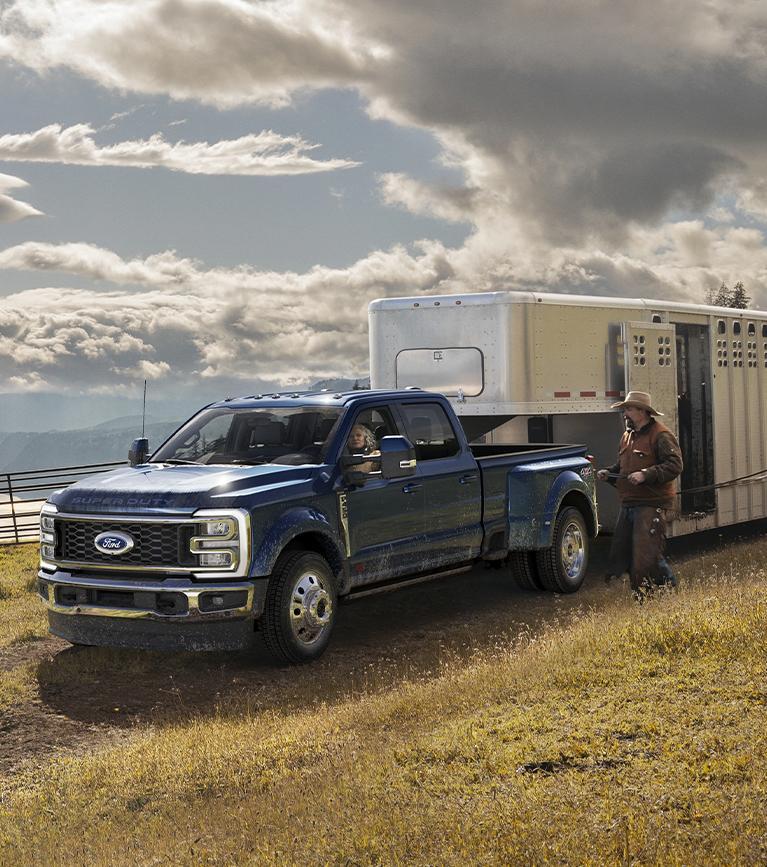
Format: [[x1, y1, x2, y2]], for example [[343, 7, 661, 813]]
[[535, 507, 589, 593], [262, 551, 337, 664]]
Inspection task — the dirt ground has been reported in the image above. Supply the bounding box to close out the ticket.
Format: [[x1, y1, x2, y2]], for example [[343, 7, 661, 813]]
[[0, 527, 758, 779]]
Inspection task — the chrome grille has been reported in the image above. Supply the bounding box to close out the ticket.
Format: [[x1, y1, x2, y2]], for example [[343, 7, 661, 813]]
[[57, 519, 191, 567]]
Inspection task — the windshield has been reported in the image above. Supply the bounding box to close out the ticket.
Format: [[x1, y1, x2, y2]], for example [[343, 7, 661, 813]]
[[152, 407, 343, 466]]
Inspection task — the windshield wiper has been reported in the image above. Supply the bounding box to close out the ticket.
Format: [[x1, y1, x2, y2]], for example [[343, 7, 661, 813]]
[[161, 458, 201, 465], [230, 457, 270, 465]]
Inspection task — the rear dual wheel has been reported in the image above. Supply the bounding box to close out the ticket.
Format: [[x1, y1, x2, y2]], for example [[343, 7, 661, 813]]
[[535, 507, 588, 594], [508, 507, 588, 594]]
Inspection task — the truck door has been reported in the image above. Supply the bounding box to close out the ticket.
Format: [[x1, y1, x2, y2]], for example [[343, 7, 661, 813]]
[[622, 321, 679, 436], [341, 405, 427, 585], [398, 400, 484, 569]]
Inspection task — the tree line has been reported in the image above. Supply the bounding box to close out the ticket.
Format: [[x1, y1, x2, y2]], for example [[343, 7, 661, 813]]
[[705, 281, 751, 309]]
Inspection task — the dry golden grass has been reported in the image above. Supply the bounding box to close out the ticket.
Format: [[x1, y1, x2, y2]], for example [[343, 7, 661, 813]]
[[0, 543, 45, 648], [0, 544, 47, 710], [0, 536, 766, 865]]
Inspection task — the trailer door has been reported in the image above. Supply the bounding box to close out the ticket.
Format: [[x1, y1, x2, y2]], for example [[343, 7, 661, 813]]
[[622, 321, 678, 435]]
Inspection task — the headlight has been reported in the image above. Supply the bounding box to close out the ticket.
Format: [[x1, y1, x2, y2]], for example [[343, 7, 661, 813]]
[[197, 551, 234, 568], [201, 519, 235, 538], [40, 503, 58, 563], [190, 513, 242, 571]]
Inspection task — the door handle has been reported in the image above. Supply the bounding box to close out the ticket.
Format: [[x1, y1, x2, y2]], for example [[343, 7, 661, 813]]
[[402, 482, 422, 494], [459, 474, 478, 484]]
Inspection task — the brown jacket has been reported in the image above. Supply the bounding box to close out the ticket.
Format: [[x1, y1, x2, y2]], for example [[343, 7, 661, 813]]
[[607, 419, 683, 508]]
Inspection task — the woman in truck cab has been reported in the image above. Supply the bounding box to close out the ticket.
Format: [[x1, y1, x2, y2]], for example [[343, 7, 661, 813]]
[[347, 424, 380, 473]]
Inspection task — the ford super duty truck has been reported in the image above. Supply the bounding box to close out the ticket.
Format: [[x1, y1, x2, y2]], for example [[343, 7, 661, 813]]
[[38, 389, 598, 663]]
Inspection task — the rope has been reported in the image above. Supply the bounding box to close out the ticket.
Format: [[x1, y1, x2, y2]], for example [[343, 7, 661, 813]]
[[601, 467, 767, 497]]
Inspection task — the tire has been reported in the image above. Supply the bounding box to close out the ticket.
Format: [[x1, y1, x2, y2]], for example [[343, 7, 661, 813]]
[[262, 550, 337, 664], [535, 507, 589, 593], [508, 551, 544, 591]]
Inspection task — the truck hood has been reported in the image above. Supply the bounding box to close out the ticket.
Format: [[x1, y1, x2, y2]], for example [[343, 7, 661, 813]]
[[49, 462, 319, 515]]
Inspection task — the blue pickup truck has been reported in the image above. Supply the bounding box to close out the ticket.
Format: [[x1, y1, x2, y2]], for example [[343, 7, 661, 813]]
[[38, 390, 598, 663]]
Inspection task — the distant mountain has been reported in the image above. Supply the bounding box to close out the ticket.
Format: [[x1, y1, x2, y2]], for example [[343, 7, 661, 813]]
[[0, 382, 368, 433], [1, 377, 369, 472], [0, 420, 181, 473], [0, 392, 206, 433]]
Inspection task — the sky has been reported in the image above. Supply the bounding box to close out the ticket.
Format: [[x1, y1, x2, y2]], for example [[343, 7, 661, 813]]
[[2, 0, 767, 419]]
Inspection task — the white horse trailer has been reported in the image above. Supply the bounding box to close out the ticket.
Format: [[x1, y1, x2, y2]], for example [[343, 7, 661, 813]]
[[369, 291, 767, 536]]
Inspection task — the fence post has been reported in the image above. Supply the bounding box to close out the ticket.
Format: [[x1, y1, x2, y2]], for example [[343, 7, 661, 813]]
[[6, 474, 19, 545]]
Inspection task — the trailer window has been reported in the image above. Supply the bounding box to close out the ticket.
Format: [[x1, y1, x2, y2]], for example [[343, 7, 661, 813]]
[[395, 347, 483, 396], [733, 321, 741, 335], [717, 320, 726, 335], [748, 323, 756, 336]]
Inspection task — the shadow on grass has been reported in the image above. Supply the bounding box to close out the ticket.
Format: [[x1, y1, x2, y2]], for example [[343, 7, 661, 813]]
[[34, 523, 767, 731], [35, 545, 618, 730]]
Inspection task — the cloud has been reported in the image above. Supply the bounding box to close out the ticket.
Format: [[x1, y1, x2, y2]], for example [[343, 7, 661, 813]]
[[3, 0, 767, 245], [0, 0, 386, 108], [0, 240, 457, 393], [379, 173, 479, 224], [1, 233, 766, 398], [3, 1, 767, 399], [0, 124, 359, 176], [0, 173, 44, 223]]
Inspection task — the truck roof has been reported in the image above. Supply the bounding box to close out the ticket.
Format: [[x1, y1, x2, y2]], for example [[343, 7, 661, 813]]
[[206, 388, 437, 411]]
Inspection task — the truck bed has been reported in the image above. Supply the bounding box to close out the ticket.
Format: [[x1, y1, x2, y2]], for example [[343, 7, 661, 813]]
[[469, 442, 589, 463]]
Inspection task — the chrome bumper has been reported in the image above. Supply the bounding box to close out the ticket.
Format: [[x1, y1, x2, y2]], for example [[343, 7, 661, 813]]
[[38, 570, 265, 623]]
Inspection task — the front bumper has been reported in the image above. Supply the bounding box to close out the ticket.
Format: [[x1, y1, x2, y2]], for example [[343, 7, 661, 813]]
[[38, 570, 269, 652]]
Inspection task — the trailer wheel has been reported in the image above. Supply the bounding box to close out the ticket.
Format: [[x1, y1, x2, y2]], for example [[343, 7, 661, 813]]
[[508, 551, 544, 591], [262, 550, 337, 664], [535, 507, 588, 593]]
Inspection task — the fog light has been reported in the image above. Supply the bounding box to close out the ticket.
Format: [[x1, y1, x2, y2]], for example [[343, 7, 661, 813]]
[[202, 520, 233, 537], [198, 551, 233, 567], [211, 595, 224, 607]]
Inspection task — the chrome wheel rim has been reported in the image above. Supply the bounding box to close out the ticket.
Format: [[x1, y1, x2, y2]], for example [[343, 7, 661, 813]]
[[560, 521, 585, 579], [289, 570, 333, 647]]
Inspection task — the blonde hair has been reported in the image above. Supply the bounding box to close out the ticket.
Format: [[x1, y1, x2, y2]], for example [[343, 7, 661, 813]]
[[349, 424, 376, 452]]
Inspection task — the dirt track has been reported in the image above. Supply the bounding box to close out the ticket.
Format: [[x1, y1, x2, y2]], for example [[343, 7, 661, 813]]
[[0, 526, 759, 778]]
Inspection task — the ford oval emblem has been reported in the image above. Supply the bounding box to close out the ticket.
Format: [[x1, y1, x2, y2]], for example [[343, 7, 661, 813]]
[[94, 531, 135, 556]]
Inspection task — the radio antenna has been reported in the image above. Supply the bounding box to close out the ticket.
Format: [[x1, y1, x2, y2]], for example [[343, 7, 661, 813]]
[[142, 379, 147, 437]]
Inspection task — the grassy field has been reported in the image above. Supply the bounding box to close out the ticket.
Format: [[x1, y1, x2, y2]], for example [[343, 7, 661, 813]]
[[1, 539, 766, 863], [0, 544, 47, 710]]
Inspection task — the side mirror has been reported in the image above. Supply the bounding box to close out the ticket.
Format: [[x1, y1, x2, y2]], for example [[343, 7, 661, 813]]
[[379, 436, 416, 479], [129, 437, 149, 466], [339, 452, 378, 487]]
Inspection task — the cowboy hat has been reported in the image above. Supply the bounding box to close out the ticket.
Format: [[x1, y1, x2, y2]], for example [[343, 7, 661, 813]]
[[610, 390, 664, 416]]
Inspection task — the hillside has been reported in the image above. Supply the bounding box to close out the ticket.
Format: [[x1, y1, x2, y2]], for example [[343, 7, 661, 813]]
[[0, 419, 182, 473], [0, 536, 766, 863]]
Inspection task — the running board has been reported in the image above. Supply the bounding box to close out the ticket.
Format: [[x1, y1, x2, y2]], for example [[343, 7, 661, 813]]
[[342, 564, 474, 602]]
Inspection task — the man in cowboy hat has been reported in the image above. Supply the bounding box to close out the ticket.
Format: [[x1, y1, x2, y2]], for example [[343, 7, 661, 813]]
[[596, 390, 683, 598]]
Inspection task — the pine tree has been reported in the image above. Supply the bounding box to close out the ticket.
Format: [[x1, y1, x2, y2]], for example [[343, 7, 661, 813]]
[[731, 281, 751, 309], [714, 282, 733, 307]]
